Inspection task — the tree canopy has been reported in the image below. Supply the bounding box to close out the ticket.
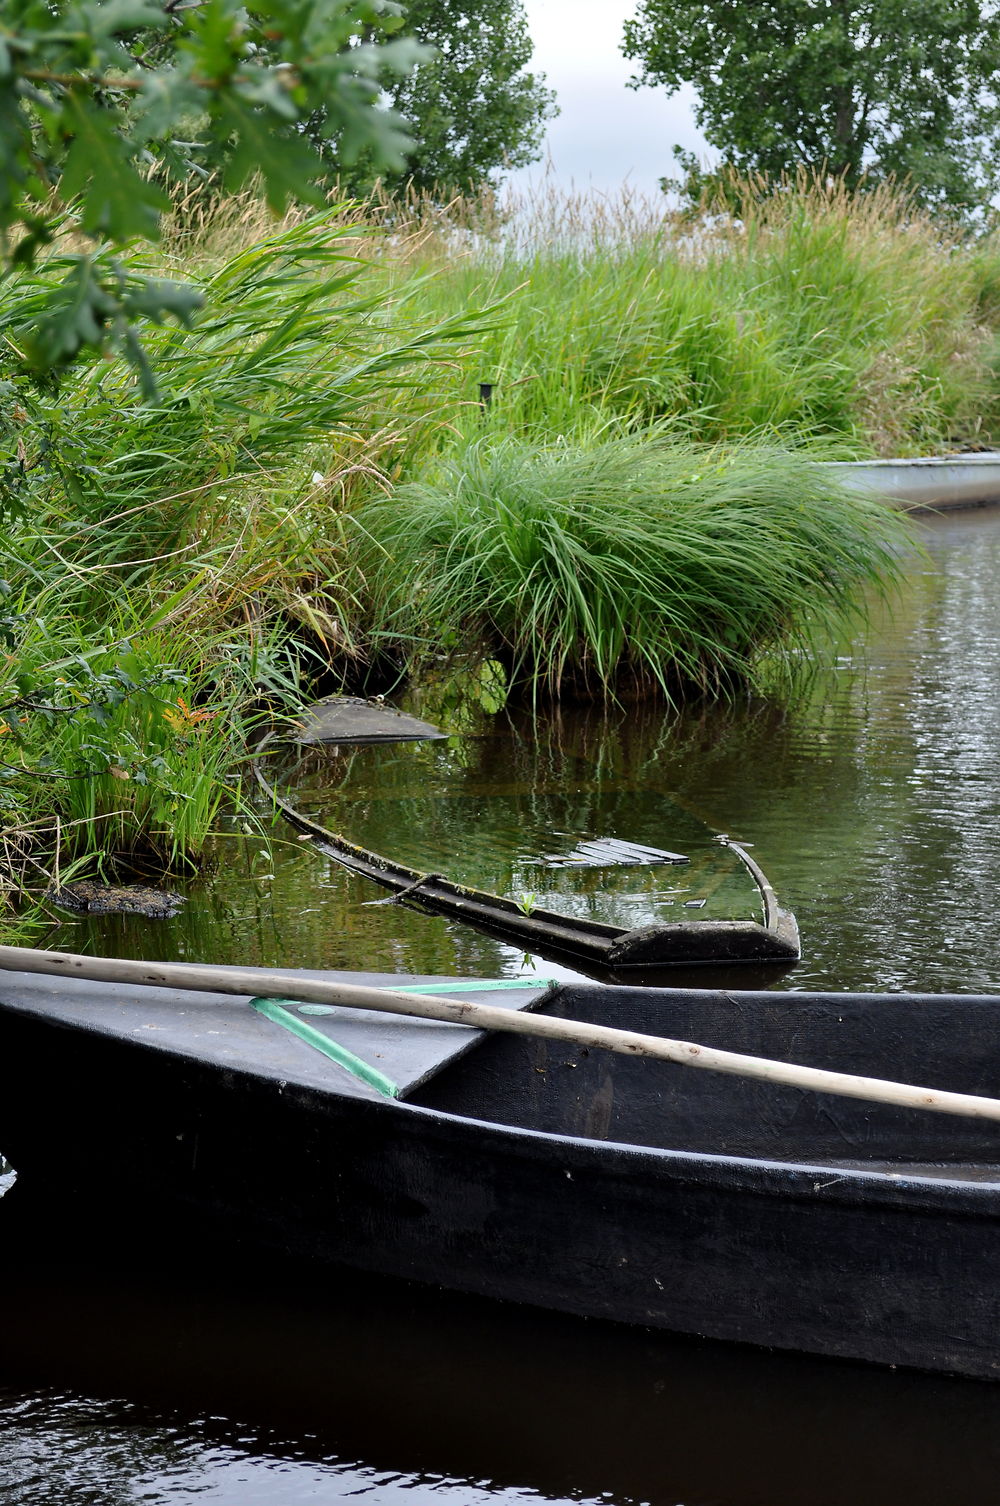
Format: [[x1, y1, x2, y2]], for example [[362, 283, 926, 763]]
[[621, 0, 1000, 216], [339, 0, 557, 197], [0, 0, 430, 384]]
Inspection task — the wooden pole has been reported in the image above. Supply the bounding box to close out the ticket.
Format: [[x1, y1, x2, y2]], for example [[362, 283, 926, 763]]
[[1, 943, 999, 1123]]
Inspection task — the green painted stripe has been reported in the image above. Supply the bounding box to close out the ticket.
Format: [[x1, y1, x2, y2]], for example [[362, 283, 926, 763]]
[[250, 998, 400, 1099], [297, 976, 556, 1017], [381, 977, 555, 995]]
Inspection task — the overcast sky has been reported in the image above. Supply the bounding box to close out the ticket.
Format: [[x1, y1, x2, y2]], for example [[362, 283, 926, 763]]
[[507, 0, 713, 199]]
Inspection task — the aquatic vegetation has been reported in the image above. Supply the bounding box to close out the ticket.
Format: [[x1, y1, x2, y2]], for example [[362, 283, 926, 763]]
[[354, 434, 911, 699], [0, 173, 993, 919]]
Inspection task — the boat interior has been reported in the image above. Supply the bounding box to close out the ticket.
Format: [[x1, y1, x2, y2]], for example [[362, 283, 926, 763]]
[[409, 983, 1000, 1177]]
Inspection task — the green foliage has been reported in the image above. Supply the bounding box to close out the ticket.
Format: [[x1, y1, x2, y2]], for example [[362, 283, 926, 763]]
[[2, 208, 486, 548], [396, 177, 999, 453], [2, 175, 993, 909], [0, 0, 430, 380], [0, 206, 485, 888], [340, 0, 557, 196], [0, 603, 258, 870], [352, 434, 911, 699], [621, 0, 1000, 218]]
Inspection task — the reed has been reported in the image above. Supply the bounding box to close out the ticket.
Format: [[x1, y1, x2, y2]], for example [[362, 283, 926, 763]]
[[8, 209, 483, 581], [0, 204, 487, 890]]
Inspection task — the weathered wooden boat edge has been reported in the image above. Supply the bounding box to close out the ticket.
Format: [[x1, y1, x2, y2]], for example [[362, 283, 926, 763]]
[[3, 969, 1000, 1380]]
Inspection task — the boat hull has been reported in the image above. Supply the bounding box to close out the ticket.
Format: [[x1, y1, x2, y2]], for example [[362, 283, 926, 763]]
[[2, 974, 1000, 1379], [829, 454, 1000, 510]]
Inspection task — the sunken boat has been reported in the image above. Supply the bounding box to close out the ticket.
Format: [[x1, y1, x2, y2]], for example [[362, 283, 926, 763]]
[[3, 946, 1000, 1381], [256, 697, 800, 975]]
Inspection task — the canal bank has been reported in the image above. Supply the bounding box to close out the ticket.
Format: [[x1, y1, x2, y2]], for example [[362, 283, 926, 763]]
[[21, 505, 1000, 997]]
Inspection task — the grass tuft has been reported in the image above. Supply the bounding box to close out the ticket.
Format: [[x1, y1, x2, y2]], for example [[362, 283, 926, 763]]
[[353, 433, 911, 700]]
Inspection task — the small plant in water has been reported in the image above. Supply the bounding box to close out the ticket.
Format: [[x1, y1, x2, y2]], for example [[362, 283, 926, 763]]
[[517, 891, 538, 915]]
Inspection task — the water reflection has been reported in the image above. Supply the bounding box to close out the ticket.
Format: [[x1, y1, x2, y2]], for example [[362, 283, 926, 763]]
[[3, 1243, 1000, 1506], [267, 731, 767, 930]]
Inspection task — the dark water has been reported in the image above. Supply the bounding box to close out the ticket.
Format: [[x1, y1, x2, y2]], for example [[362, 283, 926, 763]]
[[5, 1253, 1000, 1506], [6, 507, 1000, 1502]]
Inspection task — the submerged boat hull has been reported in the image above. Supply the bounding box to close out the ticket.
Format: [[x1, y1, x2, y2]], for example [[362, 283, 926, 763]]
[[256, 760, 801, 976], [2, 968, 1000, 1379]]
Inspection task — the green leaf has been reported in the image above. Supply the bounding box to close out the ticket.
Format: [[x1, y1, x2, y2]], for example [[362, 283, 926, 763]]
[[13, 253, 203, 396], [19, 258, 117, 368], [122, 278, 203, 327], [84, 0, 168, 41], [218, 96, 325, 210], [0, 0, 448, 373], [132, 68, 207, 144], [59, 96, 169, 242]]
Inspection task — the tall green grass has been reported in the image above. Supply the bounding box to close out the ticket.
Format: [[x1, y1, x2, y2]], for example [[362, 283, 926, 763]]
[[353, 433, 911, 700], [375, 175, 1000, 455], [6, 209, 484, 581], [0, 207, 486, 893]]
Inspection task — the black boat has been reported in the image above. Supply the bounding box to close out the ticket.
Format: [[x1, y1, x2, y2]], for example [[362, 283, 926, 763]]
[[3, 949, 1000, 1381], [257, 700, 801, 975]]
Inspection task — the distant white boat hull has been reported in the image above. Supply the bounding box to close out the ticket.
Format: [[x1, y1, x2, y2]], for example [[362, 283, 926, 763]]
[[828, 454, 1000, 510]]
